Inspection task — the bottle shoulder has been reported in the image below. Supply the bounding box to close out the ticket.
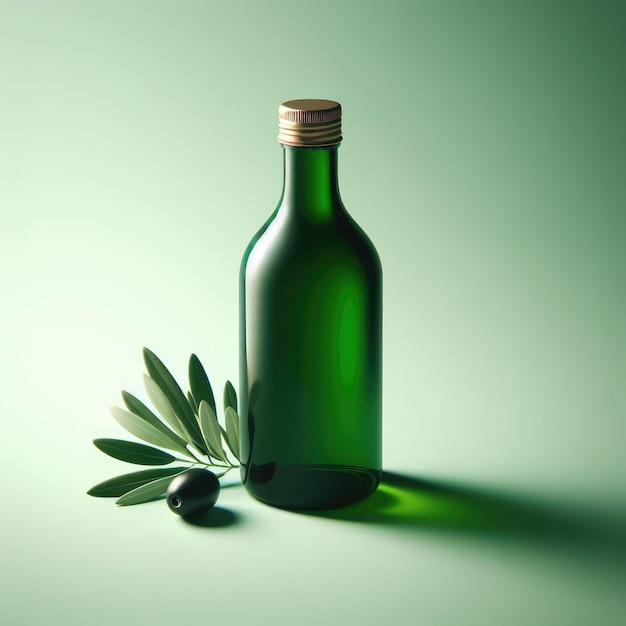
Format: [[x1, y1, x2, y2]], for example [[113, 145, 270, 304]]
[[241, 206, 381, 285], [239, 208, 279, 274], [337, 211, 382, 275]]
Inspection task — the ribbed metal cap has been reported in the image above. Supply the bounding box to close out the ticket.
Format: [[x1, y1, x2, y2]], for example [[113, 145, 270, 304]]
[[278, 99, 342, 147]]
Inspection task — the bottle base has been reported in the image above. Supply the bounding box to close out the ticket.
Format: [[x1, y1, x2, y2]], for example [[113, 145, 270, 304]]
[[243, 463, 382, 511]]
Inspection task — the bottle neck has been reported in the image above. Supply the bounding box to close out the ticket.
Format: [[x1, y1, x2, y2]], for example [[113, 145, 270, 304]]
[[280, 145, 342, 222]]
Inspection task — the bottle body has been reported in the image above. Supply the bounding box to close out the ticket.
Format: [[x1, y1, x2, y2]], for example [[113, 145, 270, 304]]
[[240, 125, 382, 511]]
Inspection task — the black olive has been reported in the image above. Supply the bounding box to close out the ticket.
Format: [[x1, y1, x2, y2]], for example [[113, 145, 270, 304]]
[[166, 468, 220, 518]]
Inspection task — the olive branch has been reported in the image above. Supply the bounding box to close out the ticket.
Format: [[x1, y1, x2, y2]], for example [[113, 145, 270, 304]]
[[88, 348, 240, 506]]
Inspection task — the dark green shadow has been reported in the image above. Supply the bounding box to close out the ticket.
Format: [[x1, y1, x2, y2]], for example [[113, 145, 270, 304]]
[[181, 506, 240, 528], [305, 471, 626, 572]]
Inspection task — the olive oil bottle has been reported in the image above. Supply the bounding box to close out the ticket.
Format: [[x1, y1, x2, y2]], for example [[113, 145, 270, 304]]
[[239, 99, 382, 510]]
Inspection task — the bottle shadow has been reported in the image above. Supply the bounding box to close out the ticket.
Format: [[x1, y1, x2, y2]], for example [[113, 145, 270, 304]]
[[306, 470, 626, 573]]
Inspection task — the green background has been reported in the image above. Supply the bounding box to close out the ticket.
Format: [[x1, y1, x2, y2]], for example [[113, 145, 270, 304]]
[[1, 1, 624, 624]]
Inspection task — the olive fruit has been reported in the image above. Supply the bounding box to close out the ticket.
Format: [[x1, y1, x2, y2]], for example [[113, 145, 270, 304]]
[[166, 468, 220, 518]]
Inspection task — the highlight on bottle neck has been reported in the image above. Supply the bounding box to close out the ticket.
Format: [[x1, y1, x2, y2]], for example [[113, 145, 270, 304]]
[[278, 99, 342, 147]]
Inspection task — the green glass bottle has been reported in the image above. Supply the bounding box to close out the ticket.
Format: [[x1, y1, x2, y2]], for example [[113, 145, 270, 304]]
[[239, 99, 382, 510]]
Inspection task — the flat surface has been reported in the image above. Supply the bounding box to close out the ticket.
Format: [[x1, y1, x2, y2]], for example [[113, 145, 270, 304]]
[[1, 1, 625, 625]]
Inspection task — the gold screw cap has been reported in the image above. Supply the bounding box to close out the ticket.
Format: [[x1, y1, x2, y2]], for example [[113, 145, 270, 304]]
[[278, 99, 342, 147]]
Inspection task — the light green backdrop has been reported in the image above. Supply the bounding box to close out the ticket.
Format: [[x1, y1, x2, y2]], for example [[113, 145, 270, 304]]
[[1, 1, 624, 625]]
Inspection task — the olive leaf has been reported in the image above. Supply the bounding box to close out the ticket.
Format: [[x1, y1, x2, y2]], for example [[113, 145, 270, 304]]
[[109, 406, 190, 457], [88, 467, 187, 497], [189, 353, 217, 415], [224, 380, 238, 413], [93, 438, 176, 466], [121, 390, 188, 449], [187, 391, 198, 416], [198, 400, 228, 463], [116, 470, 188, 506], [143, 348, 207, 454], [224, 407, 241, 462], [143, 374, 191, 442]]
